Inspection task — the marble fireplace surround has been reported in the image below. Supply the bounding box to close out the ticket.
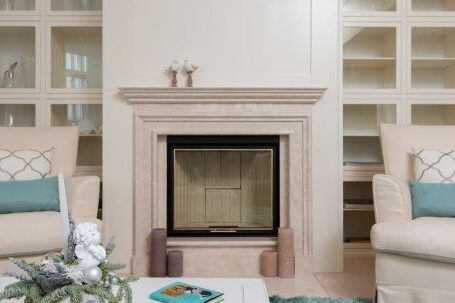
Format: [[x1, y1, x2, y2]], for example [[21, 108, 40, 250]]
[[119, 87, 326, 276]]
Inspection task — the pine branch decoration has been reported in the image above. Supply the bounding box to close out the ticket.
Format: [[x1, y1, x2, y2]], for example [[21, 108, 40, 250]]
[[8, 258, 39, 279], [100, 262, 125, 273], [0, 226, 136, 303], [105, 237, 116, 256], [0, 281, 134, 303], [2, 271, 32, 281]]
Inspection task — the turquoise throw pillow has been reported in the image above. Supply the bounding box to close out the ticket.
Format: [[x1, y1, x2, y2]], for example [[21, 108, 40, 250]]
[[0, 176, 60, 214], [410, 181, 455, 218]]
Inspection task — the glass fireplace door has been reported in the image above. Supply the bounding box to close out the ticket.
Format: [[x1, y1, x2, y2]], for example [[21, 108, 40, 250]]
[[168, 136, 279, 236]]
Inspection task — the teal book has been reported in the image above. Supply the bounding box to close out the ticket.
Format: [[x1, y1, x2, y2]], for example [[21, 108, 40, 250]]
[[149, 282, 224, 303]]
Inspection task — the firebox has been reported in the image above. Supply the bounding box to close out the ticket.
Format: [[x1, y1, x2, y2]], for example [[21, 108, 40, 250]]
[[167, 135, 279, 237]]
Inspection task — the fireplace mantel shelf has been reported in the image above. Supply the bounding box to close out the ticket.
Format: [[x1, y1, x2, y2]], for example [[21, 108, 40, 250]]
[[119, 87, 326, 104]]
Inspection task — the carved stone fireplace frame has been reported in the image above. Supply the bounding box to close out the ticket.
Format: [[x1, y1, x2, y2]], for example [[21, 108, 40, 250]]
[[119, 88, 325, 276]]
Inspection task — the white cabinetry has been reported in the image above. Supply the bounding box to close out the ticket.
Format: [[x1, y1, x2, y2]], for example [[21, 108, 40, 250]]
[[0, 0, 102, 177], [342, 0, 455, 255]]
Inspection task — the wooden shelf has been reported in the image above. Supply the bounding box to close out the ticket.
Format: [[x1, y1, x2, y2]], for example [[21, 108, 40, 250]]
[[343, 164, 384, 182], [344, 58, 395, 68], [412, 58, 455, 68], [343, 130, 379, 137], [344, 208, 374, 212]]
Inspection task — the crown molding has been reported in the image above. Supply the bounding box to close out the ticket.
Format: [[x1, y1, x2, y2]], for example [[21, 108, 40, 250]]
[[119, 87, 326, 104]]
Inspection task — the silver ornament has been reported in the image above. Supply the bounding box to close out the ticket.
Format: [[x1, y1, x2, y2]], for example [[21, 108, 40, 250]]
[[83, 266, 102, 283], [110, 276, 119, 284]]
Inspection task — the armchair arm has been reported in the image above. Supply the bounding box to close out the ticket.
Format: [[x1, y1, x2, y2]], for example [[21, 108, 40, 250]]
[[65, 176, 101, 220], [373, 174, 412, 223]]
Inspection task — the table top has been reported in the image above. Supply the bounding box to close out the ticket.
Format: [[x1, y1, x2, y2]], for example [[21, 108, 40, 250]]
[[0, 277, 270, 303]]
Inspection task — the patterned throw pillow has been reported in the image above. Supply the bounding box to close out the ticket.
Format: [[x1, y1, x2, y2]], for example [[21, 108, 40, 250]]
[[0, 148, 55, 181], [413, 149, 455, 183]]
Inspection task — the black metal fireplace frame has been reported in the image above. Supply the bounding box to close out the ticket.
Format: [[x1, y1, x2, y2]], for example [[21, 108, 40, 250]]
[[167, 135, 280, 237]]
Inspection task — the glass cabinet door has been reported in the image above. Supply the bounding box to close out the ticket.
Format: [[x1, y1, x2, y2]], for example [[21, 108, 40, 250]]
[[343, 27, 397, 90], [343, 104, 396, 165], [412, 105, 455, 125], [343, 0, 397, 13], [0, 0, 35, 11], [51, 104, 102, 167], [412, 0, 455, 12], [0, 26, 35, 89], [411, 27, 455, 89], [51, 0, 101, 11], [51, 26, 102, 89], [0, 104, 35, 126]]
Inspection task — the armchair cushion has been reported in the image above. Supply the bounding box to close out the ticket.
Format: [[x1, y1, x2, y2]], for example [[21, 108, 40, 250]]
[[371, 217, 455, 264], [413, 149, 455, 183], [410, 181, 455, 218], [0, 147, 54, 181], [0, 176, 60, 214]]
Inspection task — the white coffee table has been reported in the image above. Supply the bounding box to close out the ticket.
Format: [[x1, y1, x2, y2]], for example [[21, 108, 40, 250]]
[[0, 277, 270, 303]]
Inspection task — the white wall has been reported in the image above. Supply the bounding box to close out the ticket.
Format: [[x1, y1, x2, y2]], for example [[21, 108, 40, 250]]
[[103, 0, 342, 273]]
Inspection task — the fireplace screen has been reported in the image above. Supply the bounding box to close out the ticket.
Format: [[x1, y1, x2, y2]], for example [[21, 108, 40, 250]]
[[167, 136, 279, 236]]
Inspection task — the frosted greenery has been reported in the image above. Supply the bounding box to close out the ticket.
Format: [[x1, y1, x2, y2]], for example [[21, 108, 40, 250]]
[[0, 239, 137, 303]]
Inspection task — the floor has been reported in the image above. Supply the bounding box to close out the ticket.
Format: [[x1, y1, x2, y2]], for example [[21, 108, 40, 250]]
[[265, 257, 375, 299]]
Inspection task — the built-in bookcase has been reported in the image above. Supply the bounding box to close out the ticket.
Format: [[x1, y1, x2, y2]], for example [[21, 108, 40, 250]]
[[342, 0, 455, 255], [0, 0, 102, 177]]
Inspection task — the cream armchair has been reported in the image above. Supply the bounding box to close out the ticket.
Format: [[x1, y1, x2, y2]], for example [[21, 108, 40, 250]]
[[372, 124, 455, 302], [0, 127, 101, 271]]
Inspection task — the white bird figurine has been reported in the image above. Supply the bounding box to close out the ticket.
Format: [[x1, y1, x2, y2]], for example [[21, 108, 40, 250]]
[[183, 60, 198, 87], [166, 60, 179, 87], [183, 60, 199, 73], [168, 60, 180, 73]]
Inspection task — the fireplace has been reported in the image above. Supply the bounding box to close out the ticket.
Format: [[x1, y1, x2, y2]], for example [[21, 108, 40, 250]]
[[167, 135, 279, 237], [119, 87, 325, 276]]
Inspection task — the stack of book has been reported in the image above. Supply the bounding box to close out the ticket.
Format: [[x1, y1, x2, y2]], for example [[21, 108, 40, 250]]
[[150, 282, 224, 303]]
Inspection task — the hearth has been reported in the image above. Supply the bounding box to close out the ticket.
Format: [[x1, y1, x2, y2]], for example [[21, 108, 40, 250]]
[[167, 135, 279, 237]]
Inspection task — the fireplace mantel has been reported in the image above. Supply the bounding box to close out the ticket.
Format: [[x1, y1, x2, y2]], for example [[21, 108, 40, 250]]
[[119, 86, 326, 276], [119, 87, 326, 104]]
